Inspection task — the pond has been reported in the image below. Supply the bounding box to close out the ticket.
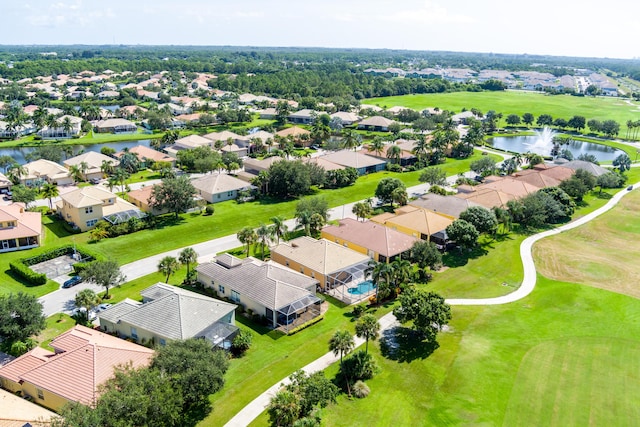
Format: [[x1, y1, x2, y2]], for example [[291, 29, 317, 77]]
[[487, 135, 624, 162], [0, 139, 153, 165]]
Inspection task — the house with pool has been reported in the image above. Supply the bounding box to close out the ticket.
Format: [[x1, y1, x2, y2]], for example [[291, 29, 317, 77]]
[[270, 236, 373, 303]]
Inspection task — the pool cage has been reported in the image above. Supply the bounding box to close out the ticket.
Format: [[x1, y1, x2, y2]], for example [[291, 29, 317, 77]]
[[324, 260, 372, 303], [103, 209, 146, 225], [276, 294, 323, 333]]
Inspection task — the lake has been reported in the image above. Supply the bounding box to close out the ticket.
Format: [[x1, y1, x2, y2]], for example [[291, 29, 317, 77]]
[[0, 139, 153, 165], [487, 135, 624, 162]]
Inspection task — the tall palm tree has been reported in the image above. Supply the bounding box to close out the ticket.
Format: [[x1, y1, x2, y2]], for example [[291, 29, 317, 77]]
[[329, 329, 355, 369], [32, 107, 48, 132], [7, 163, 27, 184], [391, 258, 412, 289], [341, 129, 361, 151], [179, 247, 198, 282], [41, 183, 59, 210], [68, 165, 83, 184], [369, 137, 385, 157], [256, 223, 271, 260], [352, 201, 372, 222], [79, 161, 89, 181], [113, 168, 129, 193], [74, 289, 100, 320], [386, 144, 402, 164], [61, 116, 74, 136], [355, 314, 380, 354], [237, 226, 257, 257], [158, 256, 180, 283], [101, 160, 115, 177], [412, 135, 429, 164], [0, 155, 15, 173], [366, 260, 394, 304], [269, 216, 288, 244]]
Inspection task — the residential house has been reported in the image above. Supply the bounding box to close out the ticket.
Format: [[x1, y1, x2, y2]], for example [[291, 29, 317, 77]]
[[0, 121, 36, 138], [357, 116, 396, 132], [166, 103, 192, 116], [126, 185, 165, 215], [257, 107, 277, 119], [0, 388, 58, 426], [370, 205, 453, 247], [20, 159, 73, 186], [94, 118, 137, 134], [191, 173, 255, 203], [165, 134, 212, 157], [451, 111, 475, 125], [0, 203, 41, 253], [96, 90, 120, 100], [455, 188, 515, 209], [115, 145, 175, 168], [561, 160, 610, 177], [271, 236, 371, 292], [203, 130, 245, 147], [37, 115, 83, 139], [98, 283, 238, 349], [274, 126, 311, 144], [288, 109, 316, 125], [330, 111, 360, 126], [0, 171, 11, 192], [197, 254, 322, 331], [410, 193, 481, 219], [321, 218, 418, 263], [509, 164, 574, 188], [64, 151, 119, 181], [243, 156, 284, 176], [364, 142, 416, 166], [319, 150, 387, 175], [0, 325, 154, 411], [56, 186, 142, 231]]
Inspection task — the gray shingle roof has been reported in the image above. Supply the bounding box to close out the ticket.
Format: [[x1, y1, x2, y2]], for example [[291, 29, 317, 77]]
[[101, 283, 236, 340], [196, 257, 318, 311]]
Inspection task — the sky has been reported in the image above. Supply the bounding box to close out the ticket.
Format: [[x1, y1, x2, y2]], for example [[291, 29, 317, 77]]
[[1, 0, 639, 60]]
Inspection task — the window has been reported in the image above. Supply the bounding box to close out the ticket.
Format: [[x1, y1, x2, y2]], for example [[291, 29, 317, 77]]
[[311, 272, 315, 278], [231, 290, 240, 303], [37, 388, 44, 400], [218, 284, 225, 294], [159, 338, 166, 346], [227, 191, 233, 197], [285, 260, 289, 267], [86, 219, 97, 228], [300, 267, 304, 273], [85, 206, 93, 214], [130, 327, 138, 339]]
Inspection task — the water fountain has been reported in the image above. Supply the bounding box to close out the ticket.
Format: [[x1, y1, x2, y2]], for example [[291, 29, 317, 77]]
[[525, 126, 557, 153]]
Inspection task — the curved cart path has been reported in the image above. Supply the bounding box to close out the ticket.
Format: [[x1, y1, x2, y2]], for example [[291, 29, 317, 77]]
[[224, 182, 638, 427]]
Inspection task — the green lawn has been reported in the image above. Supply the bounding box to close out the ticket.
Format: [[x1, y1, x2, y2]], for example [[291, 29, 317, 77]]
[[0, 154, 490, 297], [362, 91, 640, 137], [37, 313, 76, 351]]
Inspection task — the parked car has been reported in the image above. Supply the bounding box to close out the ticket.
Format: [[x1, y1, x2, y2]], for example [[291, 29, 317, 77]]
[[95, 303, 112, 313], [62, 276, 82, 288], [628, 185, 634, 191], [90, 178, 101, 184], [71, 307, 97, 321]]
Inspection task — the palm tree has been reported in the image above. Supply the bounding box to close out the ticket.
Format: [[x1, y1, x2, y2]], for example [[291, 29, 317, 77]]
[[74, 289, 100, 321], [41, 183, 59, 210], [61, 116, 74, 137], [413, 135, 429, 164], [369, 137, 385, 157], [296, 211, 313, 236], [309, 213, 325, 237], [158, 256, 180, 283], [269, 216, 288, 244], [79, 161, 89, 181], [0, 155, 15, 173], [386, 144, 402, 164], [391, 187, 408, 206], [391, 258, 412, 289], [366, 260, 394, 304], [179, 247, 198, 282], [329, 329, 355, 369], [32, 107, 48, 132], [341, 128, 362, 151], [352, 201, 373, 222], [101, 160, 115, 177], [7, 163, 27, 184], [355, 314, 380, 354], [113, 168, 129, 193], [237, 226, 257, 257], [256, 224, 271, 260]]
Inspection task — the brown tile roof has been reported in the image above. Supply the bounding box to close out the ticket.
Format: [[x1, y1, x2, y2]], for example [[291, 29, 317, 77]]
[[319, 150, 386, 169], [370, 206, 453, 237], [271, 236, 370, 275], [18, 326, 153, 407], [456, 188, 515, 208], [358, 116, 395, 127], [0, 347, 53, 383], [322, 218, 418, 258], [410, 193, 481, 219], [275, 126, 310, 138], [115, 145, 173, 163]]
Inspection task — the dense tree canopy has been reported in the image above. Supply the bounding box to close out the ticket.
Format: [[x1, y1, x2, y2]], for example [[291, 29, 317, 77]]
[[0, 292, 46, 343]]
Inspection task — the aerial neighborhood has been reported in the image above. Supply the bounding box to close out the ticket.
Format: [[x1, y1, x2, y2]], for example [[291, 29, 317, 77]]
[[0, 44, 638, 427]]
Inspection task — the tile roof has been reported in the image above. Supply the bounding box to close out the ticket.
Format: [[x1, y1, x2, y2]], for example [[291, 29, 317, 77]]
[[64, 151, 119, 171], [561, 160, 609, 177], [322, 218, 418, 258], [319, 150, 387, 169], [173, 134, 212, 149], [456, 188, 515, 208], [197, 256, 318, 311], [0, 347, 53, 383], [271, 236, 370, 275], [99, 283, 237, 341], [191, 173, 254, 194], [23, 159, 70, 181], [410, 193, 481, 218], [4, 326, 153, 407], [370, 205, 453, 236], [358, 116, 395, 127], [0, 204, 42, 240], [60, 186, 118, 208], [275, 126, 311, 138], [115, 145, 173, 163], [203, 130, 243, 142]]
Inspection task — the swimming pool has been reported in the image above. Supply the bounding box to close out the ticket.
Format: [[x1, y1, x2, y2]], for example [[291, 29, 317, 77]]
[[347, 281, 376, 295]]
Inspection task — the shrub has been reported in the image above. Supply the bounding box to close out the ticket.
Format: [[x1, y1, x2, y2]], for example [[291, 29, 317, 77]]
[[353, 381, 370, 398], [231, 329, 253, 357], [9, 262, 47, 286], [352, 305, 365, 318], [205, 205, 215, 215], [385, 163, 402, 172]]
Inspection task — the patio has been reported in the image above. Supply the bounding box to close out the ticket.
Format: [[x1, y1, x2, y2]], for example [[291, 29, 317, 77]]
[[276, 298, 327, 334]]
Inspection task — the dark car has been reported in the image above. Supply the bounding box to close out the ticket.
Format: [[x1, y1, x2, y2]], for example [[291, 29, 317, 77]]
[[62, 276, 82, 288], [628, 185, 634, 191]]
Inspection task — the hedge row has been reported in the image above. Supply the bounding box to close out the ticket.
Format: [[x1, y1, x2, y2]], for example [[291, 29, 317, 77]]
[[9, 262, 47, 285], [12, 245, 105, 286]]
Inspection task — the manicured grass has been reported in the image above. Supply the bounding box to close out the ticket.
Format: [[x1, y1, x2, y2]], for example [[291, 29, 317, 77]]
[[37, 313, 76, 351], [318, 275, 640, 426], [1, 129, 160, 148], [534, 189, 640, 298]]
